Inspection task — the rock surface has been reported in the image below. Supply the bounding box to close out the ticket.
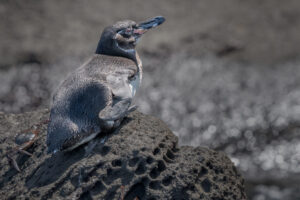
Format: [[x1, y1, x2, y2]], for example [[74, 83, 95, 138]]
[[0, 110, 246, 200]]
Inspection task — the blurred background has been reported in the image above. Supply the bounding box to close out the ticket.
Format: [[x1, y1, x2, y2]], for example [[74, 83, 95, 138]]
[[1, 0, 300, 199]]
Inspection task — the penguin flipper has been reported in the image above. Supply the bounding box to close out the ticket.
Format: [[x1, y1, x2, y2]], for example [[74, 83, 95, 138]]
[[99, 98, 132, 121]]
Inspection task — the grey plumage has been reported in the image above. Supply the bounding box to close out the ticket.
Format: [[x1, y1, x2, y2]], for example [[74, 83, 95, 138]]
[[47, 55, 138, 153], [47, 16, 165, 154]]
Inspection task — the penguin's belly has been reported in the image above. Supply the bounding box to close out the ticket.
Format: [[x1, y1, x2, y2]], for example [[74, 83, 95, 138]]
[[129, 74, 140, 97]]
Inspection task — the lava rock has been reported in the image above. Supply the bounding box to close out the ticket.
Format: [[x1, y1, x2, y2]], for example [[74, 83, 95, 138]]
[[0, 110, 246, 200]]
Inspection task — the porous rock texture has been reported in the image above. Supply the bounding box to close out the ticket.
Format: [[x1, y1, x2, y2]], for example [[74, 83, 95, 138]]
[[0, 109, 246, 200]]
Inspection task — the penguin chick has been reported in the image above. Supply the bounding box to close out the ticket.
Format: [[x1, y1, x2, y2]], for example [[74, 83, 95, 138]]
[[47, 16, 165, 154]]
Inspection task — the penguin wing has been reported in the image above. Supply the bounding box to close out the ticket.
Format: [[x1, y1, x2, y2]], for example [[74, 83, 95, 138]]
[[47, 79, 112, 153]]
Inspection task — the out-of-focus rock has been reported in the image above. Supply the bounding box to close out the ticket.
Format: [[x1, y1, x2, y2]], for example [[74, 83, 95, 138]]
[[0, 110, 246, 200], [1, 0, 300, 67]]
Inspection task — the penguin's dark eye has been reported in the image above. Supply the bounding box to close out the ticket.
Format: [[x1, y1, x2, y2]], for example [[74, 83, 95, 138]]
[[117, 28, 132, 38], [122, 28, 132, 38], [125, 28, 132, 33]]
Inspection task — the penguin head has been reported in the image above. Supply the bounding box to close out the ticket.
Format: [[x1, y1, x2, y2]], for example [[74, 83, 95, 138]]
[[96, 16, 165, 62]]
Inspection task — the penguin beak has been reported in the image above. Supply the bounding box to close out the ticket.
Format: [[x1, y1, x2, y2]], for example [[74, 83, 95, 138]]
[[133, 16, 165, 38]]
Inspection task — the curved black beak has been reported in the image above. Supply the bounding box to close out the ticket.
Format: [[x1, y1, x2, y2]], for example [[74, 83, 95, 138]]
[[139, 16, 165, 30], [134, 16, 165, 37]]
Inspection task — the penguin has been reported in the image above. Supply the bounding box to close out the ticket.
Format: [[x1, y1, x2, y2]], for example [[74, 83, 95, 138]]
[[46, 16, 165, 154]]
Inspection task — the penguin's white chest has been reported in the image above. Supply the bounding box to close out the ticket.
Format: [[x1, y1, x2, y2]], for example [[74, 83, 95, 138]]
[[129, 73, 141, 97], [129, 52, 143, 97]]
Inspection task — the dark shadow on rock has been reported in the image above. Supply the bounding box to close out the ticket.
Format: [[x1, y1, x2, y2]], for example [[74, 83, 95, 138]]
[[0, 145, 40, 189], [25, 116, 133, 189], [25, 147, 85, 189]]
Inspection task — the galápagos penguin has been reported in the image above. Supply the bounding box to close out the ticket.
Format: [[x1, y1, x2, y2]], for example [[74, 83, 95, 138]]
[[46, 16, 165, 154]]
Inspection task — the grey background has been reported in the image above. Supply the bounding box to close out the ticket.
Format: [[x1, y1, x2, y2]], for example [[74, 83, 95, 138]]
[[1, 0, 300, 199]]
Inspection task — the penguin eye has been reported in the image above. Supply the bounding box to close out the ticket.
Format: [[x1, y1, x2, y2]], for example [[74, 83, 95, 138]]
[[117, 28, 132, 38], [125, 28, 132, 33]]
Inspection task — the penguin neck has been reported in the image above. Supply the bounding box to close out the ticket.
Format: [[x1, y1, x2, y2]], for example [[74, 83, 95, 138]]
[[95, 40, 138, 64]]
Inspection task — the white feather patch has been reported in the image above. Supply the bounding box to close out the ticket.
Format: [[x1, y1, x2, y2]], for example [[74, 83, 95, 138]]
[[129, 74, 140, 97]]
